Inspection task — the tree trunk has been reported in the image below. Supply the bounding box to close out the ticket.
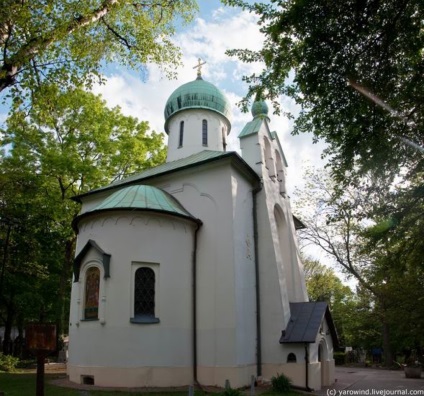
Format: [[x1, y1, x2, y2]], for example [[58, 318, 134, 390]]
[[382, 320, 393, 367], [55, 237, 76, 339], [2, 299, 15, 355]]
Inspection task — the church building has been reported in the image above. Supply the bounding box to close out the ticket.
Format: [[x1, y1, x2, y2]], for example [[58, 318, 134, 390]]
[[67, 66, 338, 390]]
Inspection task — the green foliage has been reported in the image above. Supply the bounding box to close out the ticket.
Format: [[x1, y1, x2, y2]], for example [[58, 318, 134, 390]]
[[303, 257, 359, 346], [0, 353, 19, 372], [294, 167, 424, 364], [0, 0, 198, 98], [0, 86, 166, 336], [221, 388, 242, 396], [223, 0, 423, 184], [333, 352, 346, 366], [271, 373, 292, 393]]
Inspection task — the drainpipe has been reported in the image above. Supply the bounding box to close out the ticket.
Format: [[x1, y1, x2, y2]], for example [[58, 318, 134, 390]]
[[252, 185, 263, 377], [192, 221, 202, 386]]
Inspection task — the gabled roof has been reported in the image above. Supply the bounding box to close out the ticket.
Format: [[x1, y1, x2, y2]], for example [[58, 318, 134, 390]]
[[293, 215, 306, 230], [73, 239, 111, 282], [280, 302, 339, 347], [72, 150, 260, 202]]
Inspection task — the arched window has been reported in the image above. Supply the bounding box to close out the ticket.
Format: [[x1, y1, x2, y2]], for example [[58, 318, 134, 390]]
[[287, 353, 297, 363], [202, 119, 208, 146], [134, 267, 156, 318], [84, 267, 100, 320], [179, 121, 184, 147], [222, 127, 227, 151]]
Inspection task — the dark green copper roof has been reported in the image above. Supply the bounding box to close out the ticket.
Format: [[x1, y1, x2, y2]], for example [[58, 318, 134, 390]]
[[164, 77, 232, 133], [73, 185, 200, 230], [95, 185, 193, 215], [251, 100, 269, 118]]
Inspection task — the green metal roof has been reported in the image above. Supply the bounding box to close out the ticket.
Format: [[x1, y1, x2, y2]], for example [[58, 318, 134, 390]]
[[74, 185, 199, 229], [238, 101, 271, 138], [164, 77, 232, 133], [72, 150, 260, 201], [238, 117, 264, 138], [96, 185, 192, 215], [251, 100, 269, 118]]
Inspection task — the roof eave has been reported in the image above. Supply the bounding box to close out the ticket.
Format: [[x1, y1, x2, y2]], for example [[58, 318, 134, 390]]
[[72, 151, 260, 203], [72, 207, 202, 234]]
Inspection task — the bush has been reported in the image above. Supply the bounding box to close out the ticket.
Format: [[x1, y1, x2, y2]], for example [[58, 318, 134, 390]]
[[334, 352, 346, 366], [271, 373, 292, 393], [221, 388, 242, 396], [0, 353, 19, 372], [16, 359, 36, 369]]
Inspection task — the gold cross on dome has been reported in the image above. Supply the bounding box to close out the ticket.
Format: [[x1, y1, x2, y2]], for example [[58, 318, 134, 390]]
[[193, 58, 206, 77]]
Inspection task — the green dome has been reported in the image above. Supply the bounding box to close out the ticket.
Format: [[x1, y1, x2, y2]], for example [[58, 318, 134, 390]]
[[251, 100, 269, 118], [81, 185, 198, 223], [164, 77, 232, 133]]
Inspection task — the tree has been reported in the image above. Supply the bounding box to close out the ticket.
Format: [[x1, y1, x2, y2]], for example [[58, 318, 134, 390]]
[[0, 86, 166, 341], [0, 170, 53, 353], [0, 0, 197, 96], [362, 174, 424, 357], [222, 0, 423, 183], [303, 257, 357, 346], [294, 168, 424, 365]]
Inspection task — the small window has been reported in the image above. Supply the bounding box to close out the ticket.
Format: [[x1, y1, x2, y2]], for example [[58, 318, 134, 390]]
[[202, 119, 208, 146], [84, 267, 100, 320], [287, 353, 297, 363], [179, 121, 184, 147], [222, 127, 227, 151], [132, 267, 159, 323]]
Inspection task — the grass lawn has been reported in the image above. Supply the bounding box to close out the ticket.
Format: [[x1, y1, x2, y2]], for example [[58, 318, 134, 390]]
[[0, 372, 300, 396], [0, 372, 188, 396]]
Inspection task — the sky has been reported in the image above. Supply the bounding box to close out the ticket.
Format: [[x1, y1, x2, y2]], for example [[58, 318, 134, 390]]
[[89, 0, 328, 197]]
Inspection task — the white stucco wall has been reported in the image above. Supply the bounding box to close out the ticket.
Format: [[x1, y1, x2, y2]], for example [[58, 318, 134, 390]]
[[68, 211, 197, 386], [239, 120, 310, 371], [68, 102, 331, 389], [309, 319, 336, 388], [156, 160, 258, 386], [166, 109, 229, 162], [69, 158, 258, 388]]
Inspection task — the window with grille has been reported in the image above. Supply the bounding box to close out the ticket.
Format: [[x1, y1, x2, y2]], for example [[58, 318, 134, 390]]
[[132, 267, 159, 323], [202, 119, 208, 146]]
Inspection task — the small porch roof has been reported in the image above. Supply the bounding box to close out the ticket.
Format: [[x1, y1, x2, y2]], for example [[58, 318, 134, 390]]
[[280, 301, 339, 347]]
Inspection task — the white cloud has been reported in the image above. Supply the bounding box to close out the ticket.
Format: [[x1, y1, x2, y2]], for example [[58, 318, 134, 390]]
[[93, 4, 327, 196]]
